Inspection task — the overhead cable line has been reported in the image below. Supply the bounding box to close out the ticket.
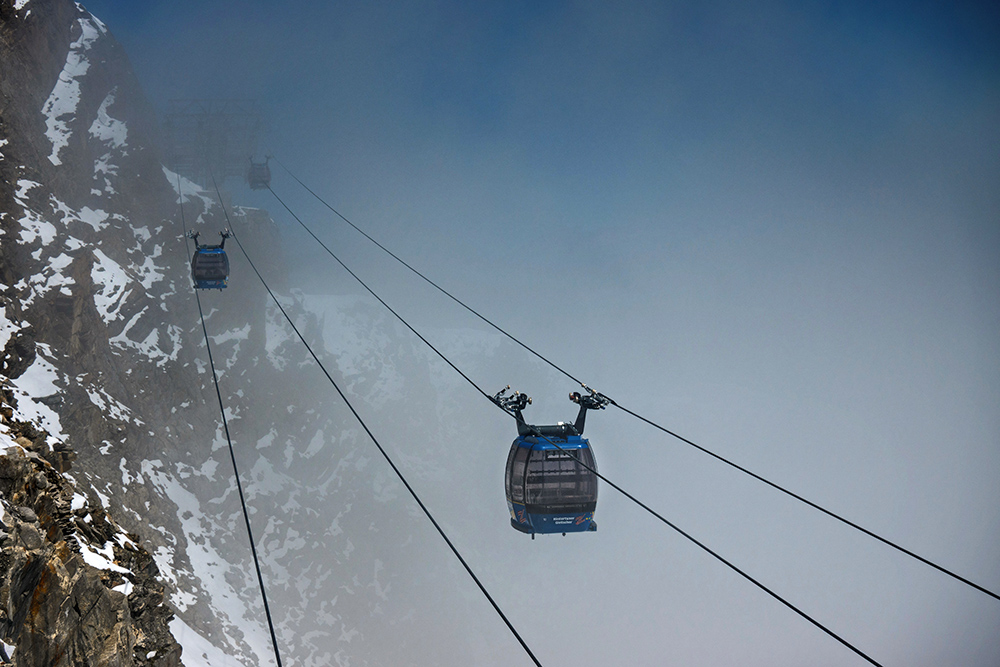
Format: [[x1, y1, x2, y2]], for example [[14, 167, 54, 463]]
[[266, 185, 494, 404], [269, 154, 585, 387], [533, 428, 882, 665], [608, 404, 1000, 603], [270, 157, 1000, 603], [178, 174, 285, 667], [214, 178, 545, 667], [263, 185, 883, 667]]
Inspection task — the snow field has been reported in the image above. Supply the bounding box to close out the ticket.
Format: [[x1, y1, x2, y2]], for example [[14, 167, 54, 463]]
[[42, 16, 106, 166]]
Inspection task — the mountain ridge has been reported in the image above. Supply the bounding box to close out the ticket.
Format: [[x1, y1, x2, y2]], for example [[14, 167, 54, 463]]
[[2, 3, 536, 665]]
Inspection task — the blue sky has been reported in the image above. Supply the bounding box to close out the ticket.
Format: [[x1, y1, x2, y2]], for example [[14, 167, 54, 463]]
[[78, 1, 1000, 665]]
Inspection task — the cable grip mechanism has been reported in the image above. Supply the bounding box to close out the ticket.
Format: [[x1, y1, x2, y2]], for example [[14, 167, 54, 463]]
[[492, 385, 531, 414], [570, 383, 612, 410]]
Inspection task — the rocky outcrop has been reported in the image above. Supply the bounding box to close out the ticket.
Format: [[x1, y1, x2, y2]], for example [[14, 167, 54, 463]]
[[0, 384, 181, 666], [1, 1, 509, 664], [1, 0, 317, 660]]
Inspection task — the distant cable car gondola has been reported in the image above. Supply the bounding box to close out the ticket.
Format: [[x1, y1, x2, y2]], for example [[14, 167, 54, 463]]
[[247, 157, 271, 190], [495, 386, 609, 537], [188, 230, 231, 289]]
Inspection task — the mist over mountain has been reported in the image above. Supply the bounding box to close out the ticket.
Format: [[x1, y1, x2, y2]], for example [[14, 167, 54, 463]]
[[0, 1, 552, 664], [3, 1, 1000, 666]]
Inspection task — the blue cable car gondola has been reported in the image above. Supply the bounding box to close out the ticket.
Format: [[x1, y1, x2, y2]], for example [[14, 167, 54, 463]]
[[248, 157, 271, 190], [188, 230, 231, 290], [495, 387, 609, 537]]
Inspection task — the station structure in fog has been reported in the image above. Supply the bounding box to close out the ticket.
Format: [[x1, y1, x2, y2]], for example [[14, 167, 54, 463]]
[[163, 99, 264, 188]]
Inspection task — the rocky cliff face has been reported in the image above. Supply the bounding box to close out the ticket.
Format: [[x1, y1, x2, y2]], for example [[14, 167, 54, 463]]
[[0, 0, 265, 662], [0, 384, 181, 665], [1, 2, 544, 665], [0, 0, 190, 664]]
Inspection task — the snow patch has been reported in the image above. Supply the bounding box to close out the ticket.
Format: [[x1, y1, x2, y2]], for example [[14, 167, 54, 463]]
[[94, 153, 118, 194], [78, 540, 130, 574], [162, 166, 216, 211], [91, 249, 131, 323], [42, 16, 105, 165], [89, 90, 127, 193], [14, 179, 40, 202], [142, 460, 271, 662], [265, 303, 293, 370], [151, 546, 175, 587], [94, 486, 111, 507], [73, 205, 110, 232], [19, 251, 75, 305], [134, 246, 166, 289], [84, 384, 135, 423], [88, 89, 127, 148], [256, 428, 277, 450], [303, 430, 326, 458], [119, 458, 142, 486], [212, 324, 251, 368], [7, 344, 67, 442], [169, 616, 241, 666], [50, 196, 110, 232], [17, 208, 56, 248], [113, 580, 134, 595], [0, 306, 19, 351], [109, 307, 178, 367]]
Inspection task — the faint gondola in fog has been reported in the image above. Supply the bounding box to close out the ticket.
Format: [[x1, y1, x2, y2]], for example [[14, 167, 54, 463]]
[[495, 386, 609, 537], [188, 230, 231, 289], [247, 156, 271, 190]]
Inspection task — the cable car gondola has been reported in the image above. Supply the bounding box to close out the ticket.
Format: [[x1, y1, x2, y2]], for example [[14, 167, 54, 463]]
[[188, 230, 231, 290], [247, 157, 271, 190], [495, 386, 609, 537]]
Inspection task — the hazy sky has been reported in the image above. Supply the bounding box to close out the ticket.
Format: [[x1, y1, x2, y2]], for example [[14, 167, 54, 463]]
[[79, 1, 999, 665]]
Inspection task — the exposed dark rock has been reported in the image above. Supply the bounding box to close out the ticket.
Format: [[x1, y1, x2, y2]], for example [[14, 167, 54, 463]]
[[0, 422, 182, 666], [0, 327, 35, 380], [0, 0, 456, 662]]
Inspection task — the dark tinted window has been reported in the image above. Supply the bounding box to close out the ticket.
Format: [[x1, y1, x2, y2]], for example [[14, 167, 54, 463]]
[[508, 446, 529, 503], [524, 447, 597, 507], [505, 444, 517, 498], [193, 252, 229, 281]]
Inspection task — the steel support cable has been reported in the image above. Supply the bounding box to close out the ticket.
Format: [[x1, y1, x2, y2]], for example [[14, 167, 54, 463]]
[[270, 158, 1000, 604], [181, 175, 285, 667], [265, 185, 494, 404], [263, 187, 881, 667], [530, 426, 883, 666], [216, 183, 545, 667], [269, 154, 585, 387], [612, 405, 1000, 603]]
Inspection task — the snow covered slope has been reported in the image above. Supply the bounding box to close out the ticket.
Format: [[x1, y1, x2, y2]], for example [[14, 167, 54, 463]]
[[1, 3, 547, 665]]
